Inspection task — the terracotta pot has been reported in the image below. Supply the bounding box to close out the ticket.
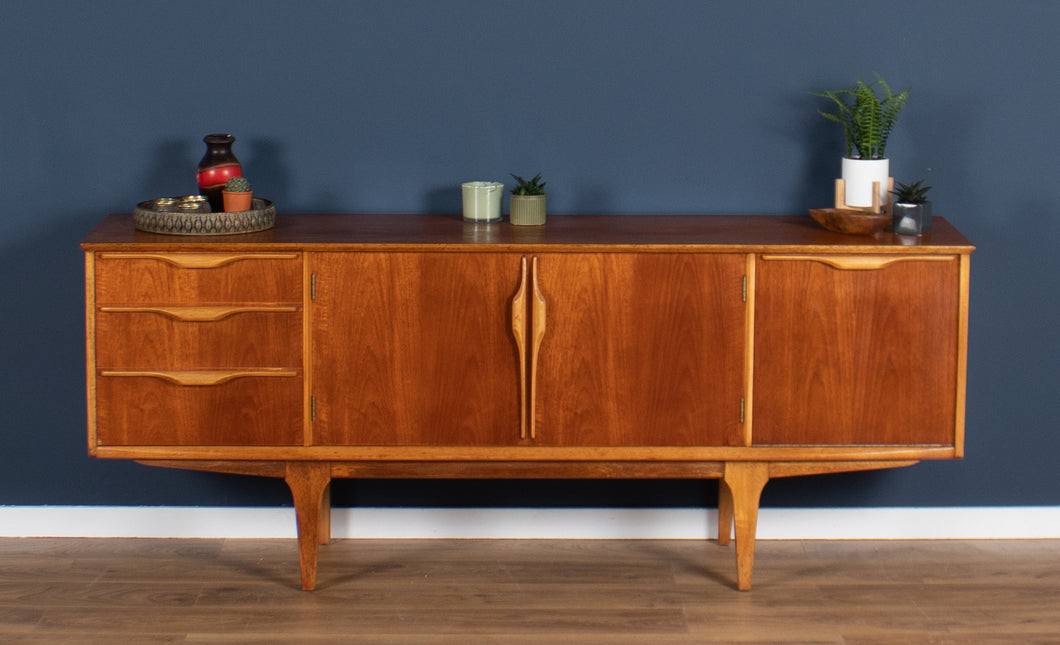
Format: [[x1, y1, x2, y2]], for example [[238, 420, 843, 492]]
[[222, 191, 253, 212]]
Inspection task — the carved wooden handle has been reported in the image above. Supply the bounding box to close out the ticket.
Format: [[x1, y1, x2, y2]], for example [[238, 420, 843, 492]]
[[510, 257, 530, 440], [99, 369, 297, 386], [529, 257, 547, 440], [98, 305, 298, 322], [760, 254, 957, 271], [99, 253, 299, 269]]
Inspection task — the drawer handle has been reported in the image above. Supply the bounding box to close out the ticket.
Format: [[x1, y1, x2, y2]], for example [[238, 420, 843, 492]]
[[99, 305, 299, 322], [99, 369, 298, 386], [98, 253, 299, 269], [760, 254, 956, 270]]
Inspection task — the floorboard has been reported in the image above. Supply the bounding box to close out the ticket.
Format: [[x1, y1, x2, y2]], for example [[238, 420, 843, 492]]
[[0, 538, 1058, 643]]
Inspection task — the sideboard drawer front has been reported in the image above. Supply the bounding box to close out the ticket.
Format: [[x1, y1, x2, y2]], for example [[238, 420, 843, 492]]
[[94, 374, 302, 446], [94, 309, 302, 370], [94, 253, 302, 306]]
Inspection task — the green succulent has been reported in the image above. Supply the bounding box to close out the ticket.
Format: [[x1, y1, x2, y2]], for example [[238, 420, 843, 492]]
[[224, 176, 251, 192], [891, 180, 932, 204], [510, 173, 546, 196], [812, 74, 909, 160]]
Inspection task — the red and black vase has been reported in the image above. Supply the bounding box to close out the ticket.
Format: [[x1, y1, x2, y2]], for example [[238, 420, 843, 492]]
[[196, 134, 243, 212]]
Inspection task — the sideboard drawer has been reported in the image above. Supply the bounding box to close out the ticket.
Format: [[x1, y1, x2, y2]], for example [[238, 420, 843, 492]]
[[94, 373, 303, 446], [94, 309, 302, 370], [94, 252, 302, 306]]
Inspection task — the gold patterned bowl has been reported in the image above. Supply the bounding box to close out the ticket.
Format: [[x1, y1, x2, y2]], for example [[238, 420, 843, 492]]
[[134, 197, 276, 235], [809, 208, 890, 235]]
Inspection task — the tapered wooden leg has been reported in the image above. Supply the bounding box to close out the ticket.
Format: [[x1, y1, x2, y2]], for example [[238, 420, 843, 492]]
[[284, 462, 332, 590], [319, 480, 332, 545], [722, 462, 770, 591], [717, 479, 734, 546]]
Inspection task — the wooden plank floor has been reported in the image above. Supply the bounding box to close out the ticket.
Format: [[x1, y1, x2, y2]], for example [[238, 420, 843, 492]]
[[1, 538, 1059, 643]]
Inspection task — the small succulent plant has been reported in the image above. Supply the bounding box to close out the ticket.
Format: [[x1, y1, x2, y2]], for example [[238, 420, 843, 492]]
[[891, 179, 931, 204], [510, 173, 546, 196], [224, 176, 251, 192]]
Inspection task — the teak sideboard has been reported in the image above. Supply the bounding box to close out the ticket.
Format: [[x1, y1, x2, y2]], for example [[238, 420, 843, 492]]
[[82, 213, 973, 591]]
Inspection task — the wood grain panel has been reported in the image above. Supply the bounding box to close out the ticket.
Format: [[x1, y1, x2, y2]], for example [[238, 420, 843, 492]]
[[533, 253, 746, 447], [752, 256, 961, 445], [310, 252, 522, 446], [94, 310, 302, 370], [94, 376, 302, 446], [94, 253, 302, 305]]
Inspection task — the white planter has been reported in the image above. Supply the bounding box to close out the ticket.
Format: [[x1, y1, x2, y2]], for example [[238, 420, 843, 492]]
[[841, 157, 890, 208], [509, 194, 546, 226]]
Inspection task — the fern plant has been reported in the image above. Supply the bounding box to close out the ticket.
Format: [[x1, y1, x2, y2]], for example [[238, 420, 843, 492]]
[[891, 179, 931, 204], [510, 173, 546, 196], [812, 74, 909, 160]]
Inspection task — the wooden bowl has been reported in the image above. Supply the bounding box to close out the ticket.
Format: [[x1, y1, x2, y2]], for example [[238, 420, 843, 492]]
[[809, 208, 890, 235]]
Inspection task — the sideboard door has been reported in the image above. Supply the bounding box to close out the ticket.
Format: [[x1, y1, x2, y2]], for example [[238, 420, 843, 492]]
[[530, 253, 747, 447], [752, 255, 963, 446], [310, 252, 523, 446]]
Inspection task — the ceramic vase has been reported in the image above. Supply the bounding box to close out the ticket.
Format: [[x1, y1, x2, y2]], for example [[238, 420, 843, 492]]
[[197, 134, 243, 212]]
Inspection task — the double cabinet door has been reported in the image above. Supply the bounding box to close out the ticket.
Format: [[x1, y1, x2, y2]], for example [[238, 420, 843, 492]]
[[309, 252, 748, 447]]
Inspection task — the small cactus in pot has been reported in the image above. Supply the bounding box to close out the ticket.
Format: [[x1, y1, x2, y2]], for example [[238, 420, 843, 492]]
[[222, 176, 253, 212]]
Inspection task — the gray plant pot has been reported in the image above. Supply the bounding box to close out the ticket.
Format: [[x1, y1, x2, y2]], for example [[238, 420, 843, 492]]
[[892, 201, 932, 235]]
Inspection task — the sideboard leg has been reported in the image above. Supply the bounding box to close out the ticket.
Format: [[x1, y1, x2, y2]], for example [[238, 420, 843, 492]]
[[284, 462, 332, 591], [722, 462, 770, 591], [319, 480, 332, 545], [717, 479, 734, 546]]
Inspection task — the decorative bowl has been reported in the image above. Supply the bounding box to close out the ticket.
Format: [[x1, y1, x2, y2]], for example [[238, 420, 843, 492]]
[[134, 197, 276, 235], [808, 208, 890, 235]]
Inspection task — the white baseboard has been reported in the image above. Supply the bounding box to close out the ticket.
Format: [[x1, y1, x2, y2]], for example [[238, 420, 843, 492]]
[[2, 506, 1059, 540]]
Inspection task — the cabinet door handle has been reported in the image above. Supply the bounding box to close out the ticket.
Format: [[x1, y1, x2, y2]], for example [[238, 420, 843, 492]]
[[529, 256, 547, 440], [98, 305, 299, 322], [511, 257, 530, 440]]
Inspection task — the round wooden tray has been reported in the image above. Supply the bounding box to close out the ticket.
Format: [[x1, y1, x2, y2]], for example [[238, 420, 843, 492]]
[[133, 197, 276, 235]]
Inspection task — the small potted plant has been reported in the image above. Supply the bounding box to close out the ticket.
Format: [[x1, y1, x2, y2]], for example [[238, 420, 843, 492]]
[[890, 179, 932, 235], [509, 173, 546, 226], [812, 74, 909, 210], [222, 176, 253, 212]]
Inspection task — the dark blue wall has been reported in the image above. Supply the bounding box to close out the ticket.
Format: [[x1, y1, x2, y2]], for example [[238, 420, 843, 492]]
[[2, 1, 1057, 509]]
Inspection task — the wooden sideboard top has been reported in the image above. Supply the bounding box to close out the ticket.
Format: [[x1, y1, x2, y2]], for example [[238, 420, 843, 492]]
[[82, 213, 974, 253]]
